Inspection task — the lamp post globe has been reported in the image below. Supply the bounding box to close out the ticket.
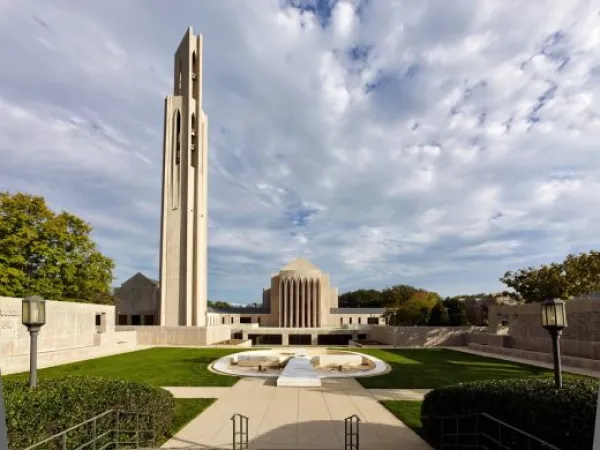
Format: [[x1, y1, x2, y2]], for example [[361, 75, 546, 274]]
[[541, 298, 567, 389], [22, 295, 46, 388]]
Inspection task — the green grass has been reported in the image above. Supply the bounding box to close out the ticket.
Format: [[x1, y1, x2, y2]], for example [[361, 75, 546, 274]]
[[3, 347, 244, 386], [351, 348, 553, 389], [171, 398, 216, 435], [381, 400, 424, 437]]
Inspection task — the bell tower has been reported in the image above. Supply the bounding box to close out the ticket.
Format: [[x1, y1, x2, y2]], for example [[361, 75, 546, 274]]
[[159, 27, 208, 326]]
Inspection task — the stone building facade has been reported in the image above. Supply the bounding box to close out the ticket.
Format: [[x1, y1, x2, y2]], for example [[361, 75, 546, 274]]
[[114, 272, 159, 325], [206, 258, 386, 329]]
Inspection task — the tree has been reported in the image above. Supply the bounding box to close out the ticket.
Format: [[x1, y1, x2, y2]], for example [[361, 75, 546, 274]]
[[0, 192, 114, 301], [338, 289, 382, 307], [499, 250, 600, 302], [428, 302, 450, 326], [442, 298, 470, 326], [385, 291, 439, 326], [208, 300, 233, 309]]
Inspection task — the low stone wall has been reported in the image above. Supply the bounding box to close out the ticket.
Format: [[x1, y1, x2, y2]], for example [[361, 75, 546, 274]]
[[1, 296, 137, 374], [116, 325, 232, 346], [468, 342, 600, 372], [367, 326, 482, 347]]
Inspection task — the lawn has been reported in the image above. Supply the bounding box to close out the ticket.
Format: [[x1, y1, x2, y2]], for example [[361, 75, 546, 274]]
[[159, 398, 216, 444], [3, 347, 244, 386], [381, 400, 424, 437], [352, 348, 552, 389]]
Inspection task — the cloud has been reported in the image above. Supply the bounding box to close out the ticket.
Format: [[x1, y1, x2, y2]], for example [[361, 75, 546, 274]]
[[1, 0, 600, 303]]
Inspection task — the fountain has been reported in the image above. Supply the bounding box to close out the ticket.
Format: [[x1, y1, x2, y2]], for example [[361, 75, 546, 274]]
[[210, 348, 389, 387]]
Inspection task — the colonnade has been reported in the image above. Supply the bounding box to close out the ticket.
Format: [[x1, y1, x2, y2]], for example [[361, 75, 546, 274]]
[[278, 278, 320, 327]]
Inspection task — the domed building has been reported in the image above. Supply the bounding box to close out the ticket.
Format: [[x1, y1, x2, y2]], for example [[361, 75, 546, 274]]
[[205, 257, 387, 345]]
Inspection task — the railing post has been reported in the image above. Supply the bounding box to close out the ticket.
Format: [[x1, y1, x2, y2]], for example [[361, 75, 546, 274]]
[[92, 417, 97, 450], [344, 415, 360, 450], [475, 414, 479, 449], [136, 413, 140, 448], [455, 416, 459, 449], [498, 418, 502, 450], [115, 410, 120, 450], [232, 414, 237, 450]]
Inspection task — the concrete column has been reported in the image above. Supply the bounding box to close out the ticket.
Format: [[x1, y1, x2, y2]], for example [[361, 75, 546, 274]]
[[278, 280, 283, 327], [311, 334, 318, 345], [282, 333, 289, 346], [300, 279, 305, 328], [311, 280, 316, 328], [285, 280, 290, 327], [315, 281, 320, 327], [294, 279, 299, 328], [307, 281, 312, 327]]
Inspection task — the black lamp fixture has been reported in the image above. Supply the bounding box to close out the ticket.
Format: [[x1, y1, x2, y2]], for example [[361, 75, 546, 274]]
[[22, 295, 46, 388], [541, 298, 567, 389]]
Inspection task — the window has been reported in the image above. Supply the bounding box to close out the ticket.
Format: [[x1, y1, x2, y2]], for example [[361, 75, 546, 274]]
[[240, 317, 252, 324], [118, 315, 128, 325], [367, 317, 379, 325], [221, 317, 225, 325], [131, 315, 141, 326], [231, 317, 234, 324], [192, 51, 199, 97], [95, 314, 102, 326], [349, 317, 353, 325], [191, 114, 197, 167], [358, 317, 361, 325], [144, 315, 154, 325], [340, 317, 343, 326]]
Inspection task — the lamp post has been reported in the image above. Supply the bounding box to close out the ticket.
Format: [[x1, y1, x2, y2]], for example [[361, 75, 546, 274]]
[[22, 295, 46, 388], [541, 298, 567, 389]]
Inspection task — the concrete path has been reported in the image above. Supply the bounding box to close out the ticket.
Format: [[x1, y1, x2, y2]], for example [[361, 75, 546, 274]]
[[161, 377, 432, 450], [368, 388, 431, 401], [163, 387, 231, 399]]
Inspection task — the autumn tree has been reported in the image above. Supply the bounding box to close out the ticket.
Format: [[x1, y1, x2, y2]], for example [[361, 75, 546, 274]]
[[0, 192, 114, 302], [500, 250, 600, 302]]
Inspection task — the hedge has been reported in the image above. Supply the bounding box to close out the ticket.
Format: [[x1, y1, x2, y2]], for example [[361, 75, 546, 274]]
[[4, 376, 175, 449], [421, 377, 599, 450]]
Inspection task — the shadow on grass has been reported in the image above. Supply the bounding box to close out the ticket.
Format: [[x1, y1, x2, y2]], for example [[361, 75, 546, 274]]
[[354, 348, 552, 389]]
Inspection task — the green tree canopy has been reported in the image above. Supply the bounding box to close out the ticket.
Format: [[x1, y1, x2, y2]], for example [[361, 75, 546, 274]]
[[499, 250, 600, 302], [338, 289, 382, 308], [0, 191, 114, 302], [442, 297, 470, 326], [428, 302, 450, 326]]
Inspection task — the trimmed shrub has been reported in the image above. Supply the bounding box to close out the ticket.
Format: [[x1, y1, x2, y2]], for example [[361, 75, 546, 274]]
[[4, 376, 175, 449], [421, 377, 599, 450]]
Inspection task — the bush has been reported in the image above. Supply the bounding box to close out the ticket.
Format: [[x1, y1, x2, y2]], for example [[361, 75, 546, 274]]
[[4, 376, 175, 449], [421, 377, 599, 450]]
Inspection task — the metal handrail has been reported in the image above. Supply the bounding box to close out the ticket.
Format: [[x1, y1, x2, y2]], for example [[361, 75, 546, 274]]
[[23, 409, 157, 450], [345, 414, 361, 450], [434, 411, 562, 450], [231, 413, 249, 450]]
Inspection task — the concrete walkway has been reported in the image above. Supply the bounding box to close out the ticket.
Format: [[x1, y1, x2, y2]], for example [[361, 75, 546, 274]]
[[163, 385, 432, 402], [163, 387, 231, 399], [161, 377, 432, 450]]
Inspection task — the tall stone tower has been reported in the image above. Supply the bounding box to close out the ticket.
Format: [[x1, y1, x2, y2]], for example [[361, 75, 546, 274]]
[[159, 27, 208, 327]]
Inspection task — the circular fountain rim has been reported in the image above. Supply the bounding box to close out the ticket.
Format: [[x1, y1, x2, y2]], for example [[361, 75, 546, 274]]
[[208, 348, 391, 379]]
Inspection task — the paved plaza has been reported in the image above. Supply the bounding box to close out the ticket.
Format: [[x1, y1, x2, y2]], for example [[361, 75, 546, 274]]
[[162, 377, 432, 450]]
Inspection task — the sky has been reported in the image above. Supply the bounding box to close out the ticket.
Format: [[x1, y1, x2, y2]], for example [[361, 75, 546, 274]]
[[0, 0, 599, 304]]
